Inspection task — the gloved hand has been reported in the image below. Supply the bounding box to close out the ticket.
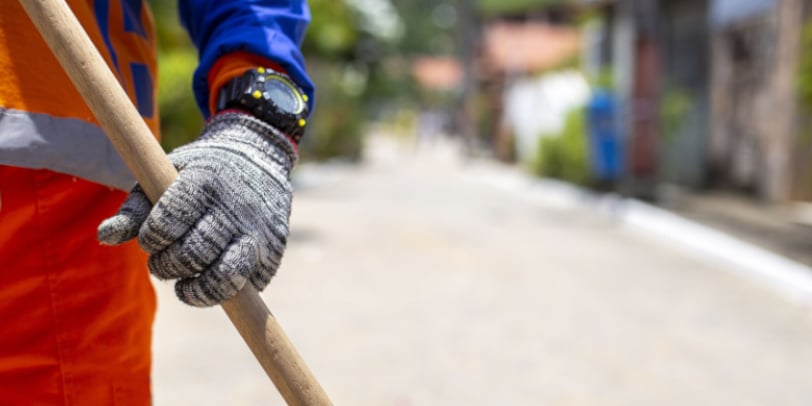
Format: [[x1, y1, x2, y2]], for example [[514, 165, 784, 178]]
[[98, 112, 297, 307]]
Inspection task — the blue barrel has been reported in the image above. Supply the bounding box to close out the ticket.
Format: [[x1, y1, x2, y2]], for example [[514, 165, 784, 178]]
[[586, 89, 621, 182]]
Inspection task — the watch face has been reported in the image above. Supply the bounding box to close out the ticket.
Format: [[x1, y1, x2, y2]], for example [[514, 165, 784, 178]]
[[263, 78, 303, 114], [220, 68, 309, 143]]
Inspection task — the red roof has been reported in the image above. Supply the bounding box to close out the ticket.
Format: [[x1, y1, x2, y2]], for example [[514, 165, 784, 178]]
[[411, 57, 464, 91], [481, 22, 582, 75]]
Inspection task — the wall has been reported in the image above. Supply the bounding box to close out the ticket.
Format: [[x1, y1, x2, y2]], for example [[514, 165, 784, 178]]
[[709, 0, 804, 201]]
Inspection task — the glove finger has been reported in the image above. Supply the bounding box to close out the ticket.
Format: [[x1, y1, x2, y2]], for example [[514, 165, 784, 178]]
[[248, 264, 277, 292], [97, 185, 151, 246], [138, 176, 209, 254], [174, 236, 259, 307], [248, 244, 282, 292], [148, 213, 231, 280]]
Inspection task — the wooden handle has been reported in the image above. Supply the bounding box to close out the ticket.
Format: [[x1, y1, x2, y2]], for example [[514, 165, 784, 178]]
[[18, 1, 332, 405]]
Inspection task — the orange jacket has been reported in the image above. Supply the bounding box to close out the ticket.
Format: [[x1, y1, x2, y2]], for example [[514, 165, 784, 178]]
[[0, 2, 158, 403], [0, 1, 159, 190], [0, 2, 308, 403]]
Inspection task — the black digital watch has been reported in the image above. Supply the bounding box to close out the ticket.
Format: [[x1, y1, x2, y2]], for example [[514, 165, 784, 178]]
[[215, 67, 309, 144]]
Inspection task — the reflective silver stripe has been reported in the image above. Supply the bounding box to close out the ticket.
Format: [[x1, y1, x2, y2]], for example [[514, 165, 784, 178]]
[[0, 107, 135, 190]]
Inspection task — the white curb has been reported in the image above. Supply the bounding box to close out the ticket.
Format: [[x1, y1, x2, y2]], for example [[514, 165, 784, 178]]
[[617, 199, 812, 304], [474, 163, 812, 305]]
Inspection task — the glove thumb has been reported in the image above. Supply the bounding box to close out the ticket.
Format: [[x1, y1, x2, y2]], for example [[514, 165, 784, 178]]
[[97, 185, 151, 245]]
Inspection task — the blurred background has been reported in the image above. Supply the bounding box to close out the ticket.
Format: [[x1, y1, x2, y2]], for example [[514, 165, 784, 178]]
[[150, 0, 812, 256], [146, 0, 812, 405]]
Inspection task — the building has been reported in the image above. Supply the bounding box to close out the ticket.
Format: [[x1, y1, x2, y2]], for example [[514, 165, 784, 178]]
[[587, 0, 812, 202]]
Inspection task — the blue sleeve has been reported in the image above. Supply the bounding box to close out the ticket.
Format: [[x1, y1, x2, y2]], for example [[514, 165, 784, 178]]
[[178, 0, 314, 118]]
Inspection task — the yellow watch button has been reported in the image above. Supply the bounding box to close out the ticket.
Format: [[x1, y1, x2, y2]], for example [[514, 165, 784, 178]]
[[257, 67, 266, 74], [252, 90, 262, 99], [302, 94, 309, 102], [298, 119, 306, 127]]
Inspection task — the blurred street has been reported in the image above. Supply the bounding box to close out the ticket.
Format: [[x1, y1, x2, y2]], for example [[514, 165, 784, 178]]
[[152, 134, 812, 406]]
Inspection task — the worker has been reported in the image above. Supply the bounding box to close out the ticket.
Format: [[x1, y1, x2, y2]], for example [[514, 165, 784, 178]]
[[0, 1, 314, 403]]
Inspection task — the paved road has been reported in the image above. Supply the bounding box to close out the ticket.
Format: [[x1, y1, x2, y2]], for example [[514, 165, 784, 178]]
[[152, 135, 812, 405]]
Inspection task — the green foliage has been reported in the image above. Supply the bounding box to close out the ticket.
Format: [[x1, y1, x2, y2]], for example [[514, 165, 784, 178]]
[[797, 17, 812, 146], [300, 62, 364, 161], [301, 0, 361, 58], [298, 1, 371, 161], [477, 0, 566, 15], [157, 49, 203, 152], [533, 107, 590, 185], [798, 17, 812, 112], [590, 68, 614, 90], [148, 0, 189, 49], [395, 1, 459, 56], [148, 0, 202, 151], [659, 87, 691, 143]]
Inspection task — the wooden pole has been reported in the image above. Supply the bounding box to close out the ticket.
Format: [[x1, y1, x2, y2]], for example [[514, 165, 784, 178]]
[[17, 1, 332, 405]]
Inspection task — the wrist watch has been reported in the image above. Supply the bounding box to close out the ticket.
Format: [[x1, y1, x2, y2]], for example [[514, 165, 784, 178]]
[[215, 67, 310, 144]]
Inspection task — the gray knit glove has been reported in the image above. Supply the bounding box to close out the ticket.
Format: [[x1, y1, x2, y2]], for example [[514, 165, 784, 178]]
[[98, 112, 296, 307]]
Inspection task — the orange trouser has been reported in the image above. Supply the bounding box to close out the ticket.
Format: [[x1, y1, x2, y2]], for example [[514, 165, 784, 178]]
[[0, 165, 155, 405]]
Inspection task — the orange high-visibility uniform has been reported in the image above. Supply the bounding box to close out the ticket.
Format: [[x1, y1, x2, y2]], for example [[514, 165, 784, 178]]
[[0, 0, 313, 402], [0, 1, 157, 403]]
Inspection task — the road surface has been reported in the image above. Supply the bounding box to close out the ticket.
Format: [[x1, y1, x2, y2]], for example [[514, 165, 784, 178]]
[[152, 135, 812, 405]]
